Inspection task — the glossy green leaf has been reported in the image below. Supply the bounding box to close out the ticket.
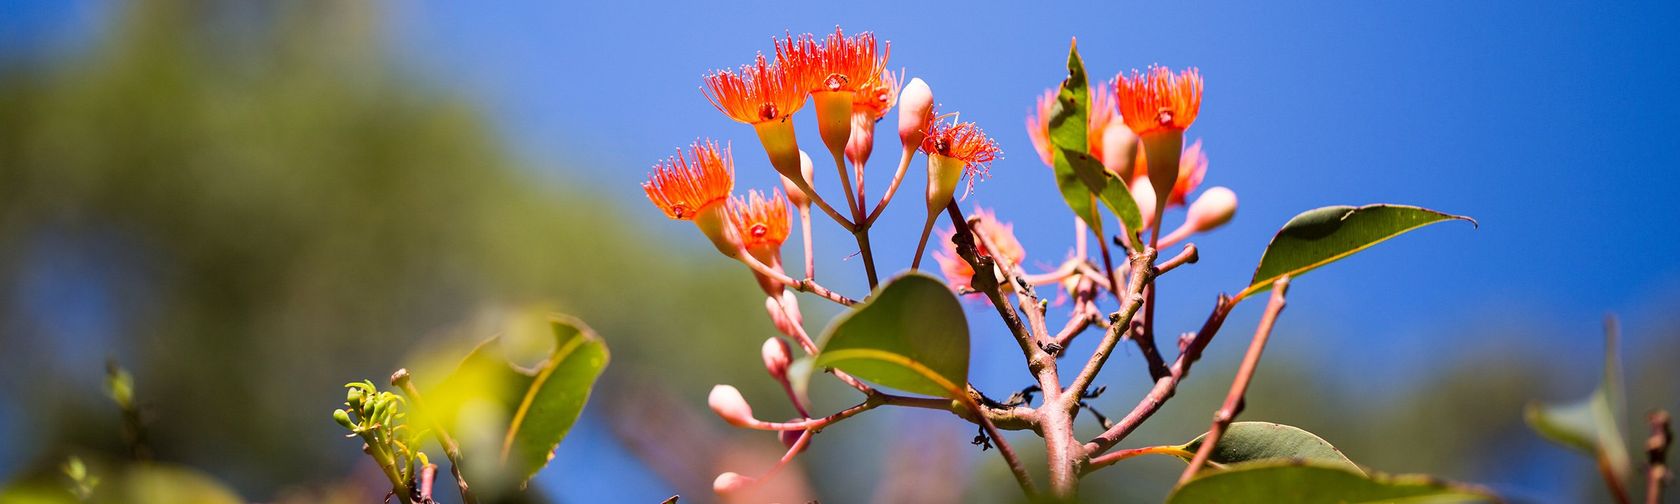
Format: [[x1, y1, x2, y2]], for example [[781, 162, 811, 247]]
[[1048, 40, 1142, 243], [815, 273, 969, 398], [1168, 461, 1495, 504], [1178, 422, 1359, 473], [1241, 205, 1475, 300], [429, 311, 610, 488], [1524, 319, 1632, 484]]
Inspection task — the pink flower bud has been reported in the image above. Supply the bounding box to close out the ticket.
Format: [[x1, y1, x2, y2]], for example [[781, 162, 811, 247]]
[[1186, 186, 1237, 231], [845, 113, 877, 168], [1130, 176, 1158, 231], [778, 150, 816, 209], [761, 337, 792, 380], [897, 78, 934, 148], [1099, 122, 1139, 179], [707, 385, 756, 427], [712, 472, 755, 494], [780, 428, 809, 452]]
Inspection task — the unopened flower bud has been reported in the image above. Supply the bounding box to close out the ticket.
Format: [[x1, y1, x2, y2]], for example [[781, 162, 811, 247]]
[[846, 113, 877, 168], [332, 409, 355, 430], [708, 385, 757, 427], [1186, 186, 1237, 231], [761, 337, 792, 380], [1130, 176, 1158, 231], [346, 388, 365, 409], [780, 428, 809, 452], [897, 78, 934, 148], [1099, 123, 1139, 179], [781, 175, 808, 209], [713, 472, 756, 494]]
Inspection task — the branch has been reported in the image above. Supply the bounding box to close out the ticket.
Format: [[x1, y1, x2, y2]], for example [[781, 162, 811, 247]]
[[1180, 277, 1289, 483], [1065, 249, 1155, 399], [1085, 294, 1235, 455], [945, 203, 1040, 364], [959, 394, 1039, 497], [1157, 244, 1199, 276], [391, 369, 477, 504], [1649, 410, 1672, 504]]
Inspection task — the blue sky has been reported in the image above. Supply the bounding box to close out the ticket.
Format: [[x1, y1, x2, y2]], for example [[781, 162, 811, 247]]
[[6, 0, 1680, 501]]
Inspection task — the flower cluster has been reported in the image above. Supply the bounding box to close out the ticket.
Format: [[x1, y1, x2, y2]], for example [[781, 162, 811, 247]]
[[641, 28, 1238, 499]]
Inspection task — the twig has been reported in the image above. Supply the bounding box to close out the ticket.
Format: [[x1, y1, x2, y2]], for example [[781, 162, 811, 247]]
[[1083, 445, 1195, 474], [864, 146, 915, 226], [961, 394, 1039, 497], [1156, 244, 1199, 276], [1066, 250, 1155, 399], [1180, 277, 1289, 483], [737, 252, 856, 306], [418, 464, 437, 502], [391, 369, 478, 504], [828, 150, 880, 287], [1085, 294, 1234, 455], [946, 203, 1040, 363], [799, 206, 814, 280], [1648, 410, 1672, 504]]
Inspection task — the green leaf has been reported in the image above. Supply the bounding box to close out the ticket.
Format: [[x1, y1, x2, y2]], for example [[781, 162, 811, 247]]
[[1178, 422, 1360, 473], [1241, 204, 1475, 300], [1047, 40, 1142, 243], [1524, 319, 1632, 485], [1168, 461, 1496, 504], [429, 311, 610, 488], [815, 273, 969, 398]]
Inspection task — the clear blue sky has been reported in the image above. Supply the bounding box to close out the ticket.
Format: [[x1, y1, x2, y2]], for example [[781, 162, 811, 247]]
[[6, 0, 1679, 502]]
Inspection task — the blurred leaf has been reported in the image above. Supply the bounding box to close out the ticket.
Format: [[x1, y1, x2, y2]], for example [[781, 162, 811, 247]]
[[1241, 205, 1475, 300], [429, 311, 609, 488], [1048, 40, 1141, 243], [1523, 319, 1632, 485], [787, 356, 815, 408], [1178, 422, 1359, 472], [814, 273, 968, 398], [1168, 461, 1495, 504]]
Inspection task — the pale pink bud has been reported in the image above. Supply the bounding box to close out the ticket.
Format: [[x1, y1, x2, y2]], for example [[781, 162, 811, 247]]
[[1186, 186, 1237, 231], [1099, 122, 1139, 179], [761, 337, 792, 380], [1130, 176, 1158, 231], [779, 290, 803, 326], [897, 78, 934, 148], [707, 385, 756, 427], [765, 296, 794, 336], [712, 472, 755, 494], [778, 150, 815, 209], [780, 429, 806, 449], [846, 113, 877, 168]]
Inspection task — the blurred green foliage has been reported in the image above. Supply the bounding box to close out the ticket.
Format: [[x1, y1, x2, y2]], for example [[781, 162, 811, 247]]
[[0, 0, 771, 498]]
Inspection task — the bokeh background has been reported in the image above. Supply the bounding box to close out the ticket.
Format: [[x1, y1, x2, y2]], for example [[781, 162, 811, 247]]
[[2, 0, 1678, 502]]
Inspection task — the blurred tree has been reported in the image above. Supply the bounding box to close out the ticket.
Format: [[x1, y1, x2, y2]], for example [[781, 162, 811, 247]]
[[0, 0, 775, 498]]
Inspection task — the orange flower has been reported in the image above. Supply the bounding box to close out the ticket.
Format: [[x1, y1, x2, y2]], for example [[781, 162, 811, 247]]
[[1114, 66, 1202, 136], [778, 27, 889, 94], [921, 115, 1001, 172], [933, 208, 1026, 293], [729, 189, 792, 250], [643, 140, 735, 220], [1026, 83, 1116, 167], [703, 53, 807, 125], [852, 68, 899, 121]]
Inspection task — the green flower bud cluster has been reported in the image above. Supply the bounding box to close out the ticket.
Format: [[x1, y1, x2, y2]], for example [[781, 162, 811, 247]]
[[334, 380, 430, 498]]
